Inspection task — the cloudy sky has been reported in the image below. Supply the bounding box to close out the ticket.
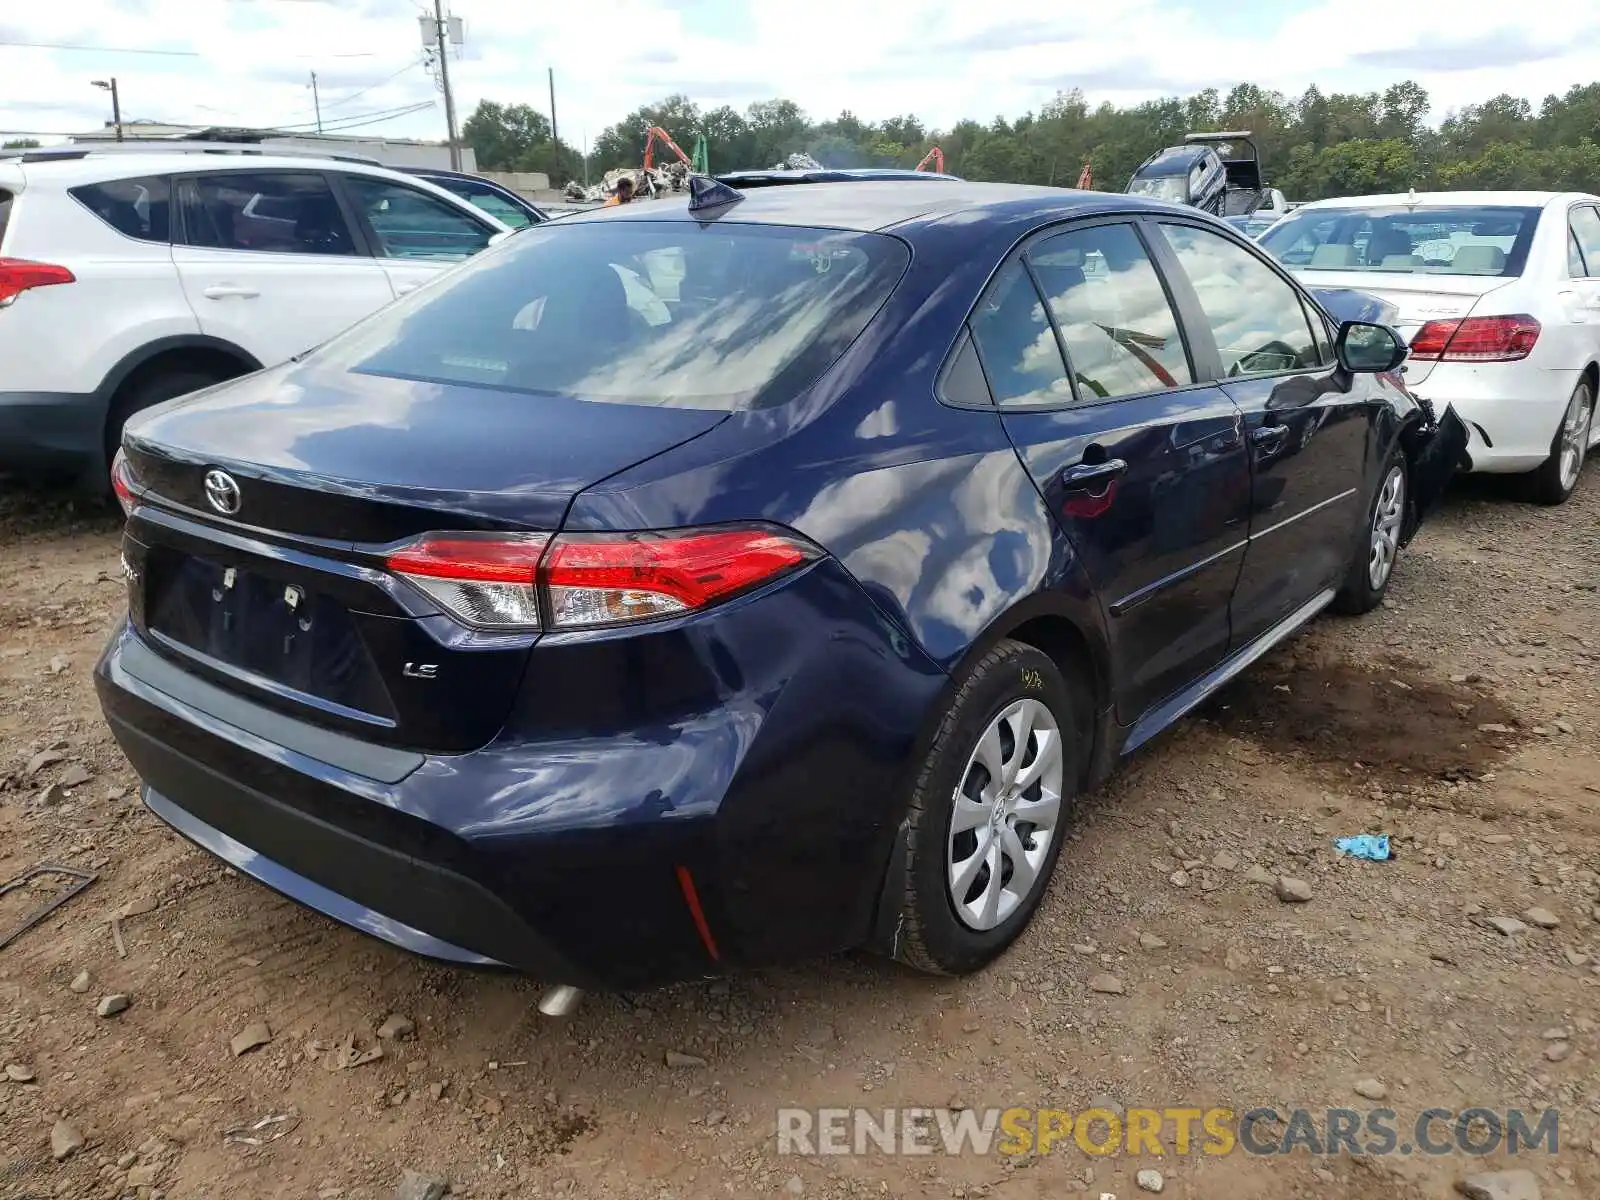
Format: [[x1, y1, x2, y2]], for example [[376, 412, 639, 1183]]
[[3, 0, 1596, 154]]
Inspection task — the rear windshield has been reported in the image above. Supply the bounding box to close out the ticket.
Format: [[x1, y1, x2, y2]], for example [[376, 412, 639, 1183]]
[[0, 188, 12, 248], [1260, 205, 1540, 277], [323, 220, 909, 410]]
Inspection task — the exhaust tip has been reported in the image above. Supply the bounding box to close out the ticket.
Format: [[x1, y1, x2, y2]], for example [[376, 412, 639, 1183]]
[[536, 984, 583, 1018]]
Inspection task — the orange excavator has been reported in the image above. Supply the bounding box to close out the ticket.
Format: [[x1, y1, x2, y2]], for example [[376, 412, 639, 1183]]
[[915, 146, 945, 173], [642, 125, 694, 172]]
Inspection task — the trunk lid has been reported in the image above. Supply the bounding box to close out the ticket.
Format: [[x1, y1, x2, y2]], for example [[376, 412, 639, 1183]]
[[121, 361, 728, 754], [1289, 269, 1513, 386], [125, 360, 728, 538]]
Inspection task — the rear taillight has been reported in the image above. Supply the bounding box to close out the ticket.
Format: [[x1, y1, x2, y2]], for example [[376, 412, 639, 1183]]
[[0, 257, 75, 308], [384, 526, 818, 631], [1408, 314, 1540, 363], [110, 449, 136, 517]]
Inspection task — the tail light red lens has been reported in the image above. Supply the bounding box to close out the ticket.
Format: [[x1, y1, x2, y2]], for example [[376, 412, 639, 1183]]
[[384, 526, 817, 631], [109, 449, 136, 517], [1408, 314, 1540, 363], [0, 257, 75, 307]]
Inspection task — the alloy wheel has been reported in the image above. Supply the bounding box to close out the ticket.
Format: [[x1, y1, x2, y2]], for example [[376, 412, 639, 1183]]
[[946, 698, 1064, 931], [1367, 464, 1406, 592], [1558, 386, 1593, 493]]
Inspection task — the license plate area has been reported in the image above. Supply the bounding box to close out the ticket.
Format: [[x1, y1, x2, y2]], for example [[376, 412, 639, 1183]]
[[144, 549, 395, 722]]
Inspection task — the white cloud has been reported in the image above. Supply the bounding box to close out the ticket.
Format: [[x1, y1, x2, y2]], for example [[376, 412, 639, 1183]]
[[2, 0, 1596, 161]]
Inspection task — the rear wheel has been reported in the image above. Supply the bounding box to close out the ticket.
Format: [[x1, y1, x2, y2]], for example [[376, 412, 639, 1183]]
[[1526, 379, 1593, 507], [891, 640, 1080, 976], [1333, 449, 1406, 616]]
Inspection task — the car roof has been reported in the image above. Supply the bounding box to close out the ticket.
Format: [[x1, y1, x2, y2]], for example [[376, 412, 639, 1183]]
[[553, 181, 1190, 234], [1290, 191, 1596, 211], [715, 168, 960, 185], [6, 151, 435, 188]]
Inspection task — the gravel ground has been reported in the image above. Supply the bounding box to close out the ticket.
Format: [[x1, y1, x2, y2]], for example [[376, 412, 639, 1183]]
[[0, 466, 1597, 1200]]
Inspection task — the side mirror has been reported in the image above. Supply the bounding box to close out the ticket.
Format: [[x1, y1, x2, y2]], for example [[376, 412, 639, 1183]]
[[1336, 321, 1408, 373]]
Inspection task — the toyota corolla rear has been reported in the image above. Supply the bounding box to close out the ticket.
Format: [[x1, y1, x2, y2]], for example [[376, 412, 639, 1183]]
[[94, 214, 944, 989], [1260, 196, 1576, 473]]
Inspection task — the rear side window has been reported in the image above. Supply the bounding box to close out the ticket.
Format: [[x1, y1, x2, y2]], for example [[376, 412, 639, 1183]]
[[0, 188, 11, 248], [319, 221, 909, 410], [1570, 206, 1600, 279], [969, 263, 1073, 407], [340, 176, 494, 260], [179, 172, 355, 256], [69, 175, 171, 243]]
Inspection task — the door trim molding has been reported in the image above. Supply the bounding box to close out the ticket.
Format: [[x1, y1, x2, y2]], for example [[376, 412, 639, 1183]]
[[1109, 538, 1247, 617], [1249, 487, 1357, 543]]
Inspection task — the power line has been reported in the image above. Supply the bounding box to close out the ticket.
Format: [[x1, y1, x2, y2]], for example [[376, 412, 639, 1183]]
[[0, 39, 199, 57], [318, 60, 425, 112], [0, 38, 376, 58], [0, 100, 436, 140]]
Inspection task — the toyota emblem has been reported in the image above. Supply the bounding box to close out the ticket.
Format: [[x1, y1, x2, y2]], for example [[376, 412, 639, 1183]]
[[203, 469, 242, 515]]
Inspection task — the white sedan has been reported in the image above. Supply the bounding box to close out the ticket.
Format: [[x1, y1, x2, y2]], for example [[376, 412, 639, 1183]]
[[1259, 190, 1600, 505]]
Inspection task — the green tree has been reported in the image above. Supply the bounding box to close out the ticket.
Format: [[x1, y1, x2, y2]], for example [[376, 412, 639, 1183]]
[[2, 138, 40, 149], [461, 100, 581, 182]]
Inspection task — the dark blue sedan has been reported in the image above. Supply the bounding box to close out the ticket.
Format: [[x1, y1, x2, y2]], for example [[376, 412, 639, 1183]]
[[95, 181, 1465, 1002]]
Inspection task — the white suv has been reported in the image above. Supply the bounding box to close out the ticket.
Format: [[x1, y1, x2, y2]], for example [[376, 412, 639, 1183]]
[[0, 143, 508, 485]]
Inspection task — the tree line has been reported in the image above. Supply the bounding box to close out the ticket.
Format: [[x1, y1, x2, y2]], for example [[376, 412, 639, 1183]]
[[464, 80, 1600, 201]]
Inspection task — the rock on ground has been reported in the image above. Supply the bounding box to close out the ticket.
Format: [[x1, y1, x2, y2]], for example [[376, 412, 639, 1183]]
[[231, 1021, 272, 1057], [96, 993, 130, 1017], [50, 1120, 84, 1160], [1135, 1168, 1165, 1193], [1275, 876, 1313, 903], [1454, 1169, 1542, 1200], [1088, 973, 1126, 995], [394, 1170, 449, 1200]]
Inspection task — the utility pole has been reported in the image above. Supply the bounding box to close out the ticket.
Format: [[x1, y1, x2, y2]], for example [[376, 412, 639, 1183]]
[[432, 0, 461, 170], [548, 67, 559, 155], [309, 71, 323, 134], [92, 78, 122, 141]]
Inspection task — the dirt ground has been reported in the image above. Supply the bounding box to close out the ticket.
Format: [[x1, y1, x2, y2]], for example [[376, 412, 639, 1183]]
[[1, 469, 1597, 1200]]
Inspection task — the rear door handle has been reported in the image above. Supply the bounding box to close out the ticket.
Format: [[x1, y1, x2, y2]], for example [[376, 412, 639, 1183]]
[[1060, 459, 1128, 492], [201, 285, 260, 300], [1251, 425, 1291, 453], [395, 281, 421, 295]]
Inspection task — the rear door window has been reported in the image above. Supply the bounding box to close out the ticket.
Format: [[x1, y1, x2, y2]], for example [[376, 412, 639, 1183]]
[[0, 188, 11, 247], [1026, 223, 1192, 400], [339, 176, 495, 260], [179, 172, 356, 256], [69, 175, 172, 243], [317, 221, 909, 410]]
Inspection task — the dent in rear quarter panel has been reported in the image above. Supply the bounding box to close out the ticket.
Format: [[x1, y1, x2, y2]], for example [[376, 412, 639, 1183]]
[[558, 239, 1114, 961]]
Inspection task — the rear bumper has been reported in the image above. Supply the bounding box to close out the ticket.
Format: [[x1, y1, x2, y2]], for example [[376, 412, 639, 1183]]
[[1411, 364, 1577, 474], [94, 555, 949, 989], [0, 390, 107, 477]]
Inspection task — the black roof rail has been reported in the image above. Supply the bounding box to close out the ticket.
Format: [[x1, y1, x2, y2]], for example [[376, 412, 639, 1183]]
[[0, 141, 382, 166]]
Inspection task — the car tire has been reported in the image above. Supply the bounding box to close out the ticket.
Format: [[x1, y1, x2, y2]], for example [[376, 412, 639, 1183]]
[[1525, 378, 1593, 507], [890, 639, 1080, 976], [1332, 447, 1407, 616], [105, 367, 225, 472]]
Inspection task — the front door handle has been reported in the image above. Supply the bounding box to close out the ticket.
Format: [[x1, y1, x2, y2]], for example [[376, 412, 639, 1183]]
[[1251, 425, 1291, 454], [395, 281, 422, 295], [201, 285, 260, 300], [1060, 458, 1128, 492]]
